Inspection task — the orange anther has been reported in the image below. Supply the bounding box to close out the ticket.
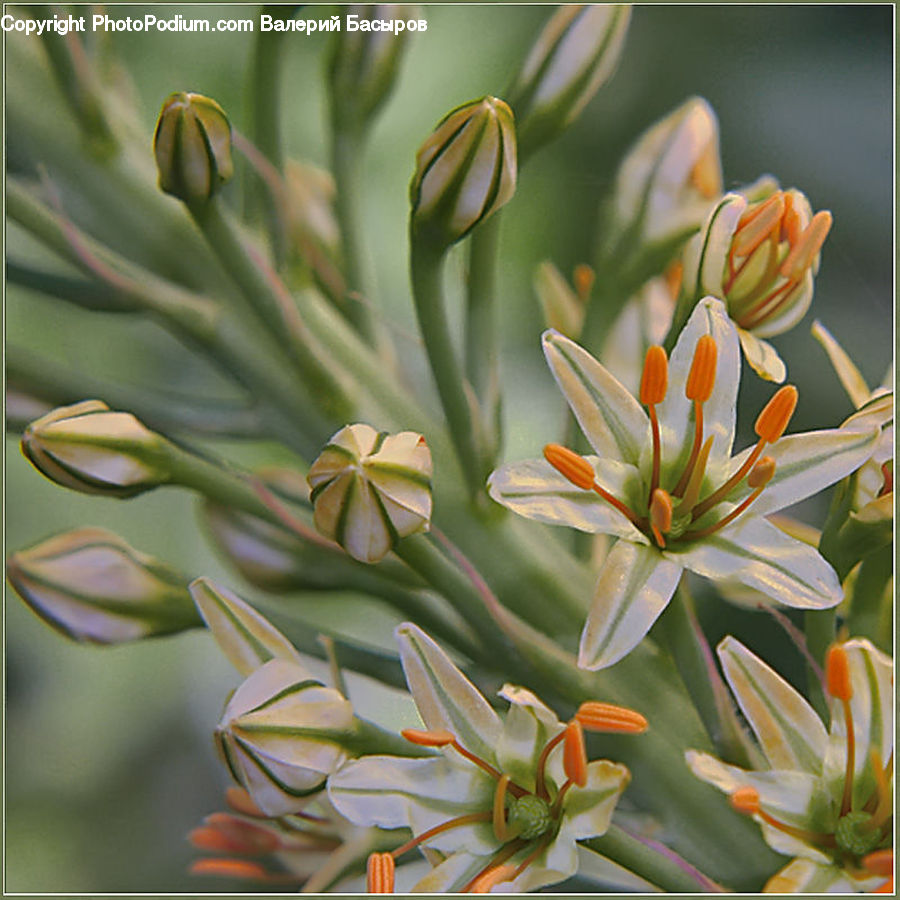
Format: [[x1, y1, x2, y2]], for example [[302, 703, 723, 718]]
[[685, 335, 718, 403], [650, 488, 673, 536], [754, 385, 798, 443], [780, 210, 833, 281], [781, 194, 802, 245], [562, 720, 588, 788], [575, 701, 648, 734], [366, 852, 396, 893], [640, 345, 669, 405], [189, 827, 236, 854], [732, 192, 785, 258], [573, 263, 595, 301], [747, 456, 776, 489], [225, 786, 266, 818], [730, 786, 761, 816], [190, 858, 270, 880], [469, 864, 517, 894], [402, 727, 456, 747], [543, 444, 596, 491], [863, 850, 894, 878], [825, 644, 853, 701], [204, 814, 280, 854]]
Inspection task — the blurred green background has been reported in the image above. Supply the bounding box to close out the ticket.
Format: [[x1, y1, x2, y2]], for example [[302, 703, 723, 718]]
[[5, 4, 893, 892]]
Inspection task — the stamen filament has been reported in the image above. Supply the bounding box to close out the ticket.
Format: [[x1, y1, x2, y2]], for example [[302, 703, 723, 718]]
[[679, 435, 714, 513], [462, 840, 527, 893], [550, 778, 576, 818], [493, 774, 512, 842], [862, 751, 892, 830], [692, 440, 764, 520], [640, 346, 668, 500], [730, 788, 836, 847], [649, 405, 662, 499], [683, 457, 774, 540], [826, 644, 856, 817], [672, 400, 704, 498], [535, 730, 566, 800], [509, 835, 554, 882], [391, 811, 493, 859], [649, 488, 673, 548], [839, 697, 856, 817]]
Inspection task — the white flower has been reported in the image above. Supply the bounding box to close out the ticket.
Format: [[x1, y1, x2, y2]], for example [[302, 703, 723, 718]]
[[329, 624, 640, 892], [686, 637, 893, 893], [488, 297, 884, 670]]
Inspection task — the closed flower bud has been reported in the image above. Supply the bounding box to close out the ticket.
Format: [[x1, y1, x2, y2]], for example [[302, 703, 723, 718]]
[[215, 658, 355, 816], [7, 527, 200, 644], [327, 5, 417, 131], [410, 97, 517, 249], [683, 188, 832, 339], [307, 424, 432, 563], [509, 5, 631, 159], [153, 92, 234, 207], [534, 260, 587, 339], [608, 97, 722, 250], [285, 161, 340, 254], [21, 400, 173, 498]]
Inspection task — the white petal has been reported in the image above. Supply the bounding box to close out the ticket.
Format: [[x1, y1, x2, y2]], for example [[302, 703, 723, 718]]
[[763, 858, 865, 894], [559, 759, 630, 841], [487, 457, 648, 542], [727, 426, 881, 517], [396, 623, 502, 763], [190, 578, 304, 676], [811, 320, 871, 407], [737, 328, 787, 384], [411, 852, 493, 893], [653, 297, 740, 479], [495, 684, 565, 790], [578, 540, 682, 670], [717, 636, 827, 773], [542, 330, 649, 465], [672, 516, 841, 610], [328, 755, 496, 857]]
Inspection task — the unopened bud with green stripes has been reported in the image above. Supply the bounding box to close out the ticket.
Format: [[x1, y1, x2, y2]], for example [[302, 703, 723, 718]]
[[21, 400, 173, 498], [7, 527, 200, 644], [307, 424, 433, 564], [154, 92, 234, 207], [409, 96, 516, 249]]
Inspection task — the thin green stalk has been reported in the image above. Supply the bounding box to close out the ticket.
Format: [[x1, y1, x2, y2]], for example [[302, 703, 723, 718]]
[[464, 213, 501, 402], [847, 543, 892, 650], [583, 826, 724, 893], [190, 197, 355, 422], [410, 238, 483, 496]]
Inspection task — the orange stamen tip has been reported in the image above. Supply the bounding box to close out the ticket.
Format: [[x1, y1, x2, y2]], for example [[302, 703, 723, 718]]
[[754, 385, 798, 443], [543, 443, 596, 491], [366, 852, 396, 893], [562, 720, 588, 787], [650, 488, 673, 535], [863, 850, 894, 878], [685, 335, 718, 403], [470, 864, 517, 894], [573, 263, 595, 301], [825, 644, 853, 701], [640, 345, 669, 405], [575, 701, 648, 734], [747, 456, 776, 489], [780, 210, 833, 280], [190, 858, 270, 880], [203, 814, 280, 854], [401, 727, 456, 747], [225, 786, 266, 818], [733, 192, 786, 258], [730, 786, 761, 816]]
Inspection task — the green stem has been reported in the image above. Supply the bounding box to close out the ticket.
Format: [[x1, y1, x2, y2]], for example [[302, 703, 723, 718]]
[[804, 607, 836, 720], [847, 543, 893, 650], [191, 197, 355, 422], [465, 213, 501, 402], [410, 238, 484, 497], [582, 826, 725, 893], [331, 127, 383, 347]]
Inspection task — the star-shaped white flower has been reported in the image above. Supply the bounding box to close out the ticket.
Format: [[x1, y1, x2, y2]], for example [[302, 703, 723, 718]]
[[488, 297, 885, 670], [329, 623, 641, 893], [686, 636, 893, 893]]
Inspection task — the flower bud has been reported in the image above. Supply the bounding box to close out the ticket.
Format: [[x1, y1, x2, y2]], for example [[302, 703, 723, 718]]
[[410, 97, 517, 248], [307, 424, 433, 563], [154, 92, 234, 207], [683, 187, 832, 339], [285, 161, 340, 254], [7, 527, 200, 644], [326, 5, 417, 132], [509, 5, 631, 158], [215, 658, 354, 816], [607, 97, 722, 250], [534, 261, 586, 339], [21, 400, 173, 498]]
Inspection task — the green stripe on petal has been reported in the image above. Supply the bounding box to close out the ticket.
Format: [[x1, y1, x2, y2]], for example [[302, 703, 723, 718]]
[[190, 578, 304, 676], [727, 426, 880, 517], [717, 636, 827, 774], [542, 329, 649, 465], [397, 623, 502, 762], [673, 516, 842, 610], [578, 540, 682, 670]]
